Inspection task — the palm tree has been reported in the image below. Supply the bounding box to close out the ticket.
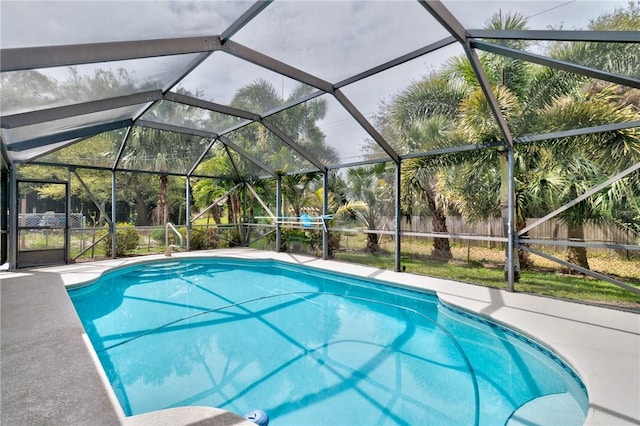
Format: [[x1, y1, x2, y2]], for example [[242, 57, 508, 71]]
[[339, 163, 394, 253], [438, 7, 640, 274], [530, 86, 640, 268], [280, 172, 321, 218], [399, 118, 458, 259], [121, 124, 208, 225], [193, 80, 336, 242], [390, 77, 466, 259]]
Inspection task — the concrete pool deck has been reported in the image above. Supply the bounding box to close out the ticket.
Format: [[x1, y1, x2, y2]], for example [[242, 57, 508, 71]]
[[1, 248, 638, 425]]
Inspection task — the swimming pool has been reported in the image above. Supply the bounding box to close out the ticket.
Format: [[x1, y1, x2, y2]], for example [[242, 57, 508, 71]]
[[69, 257, 588, 425]]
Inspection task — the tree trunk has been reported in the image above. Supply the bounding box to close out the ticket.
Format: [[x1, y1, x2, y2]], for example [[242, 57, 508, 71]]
[[135, 192, 149, 226], [227, 196, 234, 224], [424, 183, 452, 260], [212, 205, 221, 225], [366, 232, 380, 253], [158, 175, 168, 225], [567, 223, 590, 271], [227, 193, 243, 246], [516, 215, 531, 270]]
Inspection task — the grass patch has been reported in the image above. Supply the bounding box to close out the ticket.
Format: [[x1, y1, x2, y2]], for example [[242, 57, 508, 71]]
[[333, 237, 640, 311]]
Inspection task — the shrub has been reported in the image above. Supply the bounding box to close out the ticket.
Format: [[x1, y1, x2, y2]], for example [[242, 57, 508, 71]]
[[174, 227, 220, 251], [223, 228, 242, 247], [327, 231, 341, 259], [100, 224, 141, 257], [150, 227, 166, 243], [267, 228, 314, 252], [206, 227, 220, 249]]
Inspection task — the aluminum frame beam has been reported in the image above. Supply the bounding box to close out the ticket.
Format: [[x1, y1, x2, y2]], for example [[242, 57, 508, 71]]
[[276, 175, 282, 252], [111, 171, 116, 259], [418, 1, 467, 43], [515, 120, 640, 144], [506, 146, 516, 291], [16, 159, 203, 177], [1, 91, 161, 129], [216, 119, 254, 137], [220, 1, 273, 43], [261, 90, 327, 118], [72, 169, 112, 226], [465, 46, 515, 147], [333, 89, 400, 164], [0, 169, 7, 265], [335, 36, 457, 88], [394, 162, 401, 272], [134, 120, 276, 177], [322, 172, 329, 260], [522, 246, 640, 296], [326, 157, 392, 171], [472, 40, 640, 90], [1, 140, 12, 168], [468, 30, 640, 43], [220, 40, 335, 94], [519, 161, 640, 236], [135, 119, 217, 139], [1, 36, 223, 72], [191, 183, 243, 222], [521, 238, 640, 251], [164, 92, 261, 121], [402, 141, 502, 159], [188, 138, 219, 176], [112, 126, 132, 170], [260, 118, 327, 172], [217, 135, 276, 177], [245, 182, 276, 220], [223, 144, 242, 180], [419, 1, 515, 147], [11, 139, 84, 164], [7, 119, 133, 152]]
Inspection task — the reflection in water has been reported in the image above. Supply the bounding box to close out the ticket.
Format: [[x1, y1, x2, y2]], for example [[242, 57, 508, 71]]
[[70, 258, 587, 425]]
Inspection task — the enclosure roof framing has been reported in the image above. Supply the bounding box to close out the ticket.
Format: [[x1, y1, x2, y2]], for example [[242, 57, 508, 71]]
[[1, 0, 639, 178], [472, 40, 640, 90], [1, 91, 163, 128], [0, 36, 224, 72]]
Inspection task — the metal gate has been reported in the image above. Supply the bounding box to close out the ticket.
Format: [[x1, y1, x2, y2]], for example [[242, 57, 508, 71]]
[[16, 179, 69, 268]]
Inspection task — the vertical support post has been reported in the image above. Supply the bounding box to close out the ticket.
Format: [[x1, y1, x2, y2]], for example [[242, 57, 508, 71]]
[[242, 182, 247, 246], [1, 168, 8, 266], [507, 146, 516, 291], [185, 177, 191, 251], [322, 172, 329, 260], [276, 175, 282, 252], [111, 170, 117, 259], [395, 162, 402, 272], [8, 167, 17, 270], [66, 168, 72, 264]]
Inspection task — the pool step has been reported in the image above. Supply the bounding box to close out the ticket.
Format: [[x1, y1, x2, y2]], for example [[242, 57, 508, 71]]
[[123, 262, 203, 279], [506, 392, 585, 426]]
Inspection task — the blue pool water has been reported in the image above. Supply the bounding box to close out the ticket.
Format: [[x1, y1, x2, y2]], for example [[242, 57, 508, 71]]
[[69, 258, 588, 425]]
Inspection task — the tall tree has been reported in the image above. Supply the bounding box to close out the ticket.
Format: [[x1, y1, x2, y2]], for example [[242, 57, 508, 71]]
[[193, 80, 335, 235], [340, 163, 394, 253], [389, 77, 466, 259], [121, 90, 209, 225]]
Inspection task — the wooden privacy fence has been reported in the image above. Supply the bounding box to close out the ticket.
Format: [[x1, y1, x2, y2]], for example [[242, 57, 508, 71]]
[[398, 216, 638, 254]]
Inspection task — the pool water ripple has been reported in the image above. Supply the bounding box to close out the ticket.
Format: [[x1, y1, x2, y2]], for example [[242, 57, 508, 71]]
[[69, 258, 588, 426]]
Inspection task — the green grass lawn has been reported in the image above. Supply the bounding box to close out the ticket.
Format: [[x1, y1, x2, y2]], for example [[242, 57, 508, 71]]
[[333, 237, 640, 311]]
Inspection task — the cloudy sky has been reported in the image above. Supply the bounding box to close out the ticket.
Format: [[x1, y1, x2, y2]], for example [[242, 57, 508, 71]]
[[0, 0, 630, 165]]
